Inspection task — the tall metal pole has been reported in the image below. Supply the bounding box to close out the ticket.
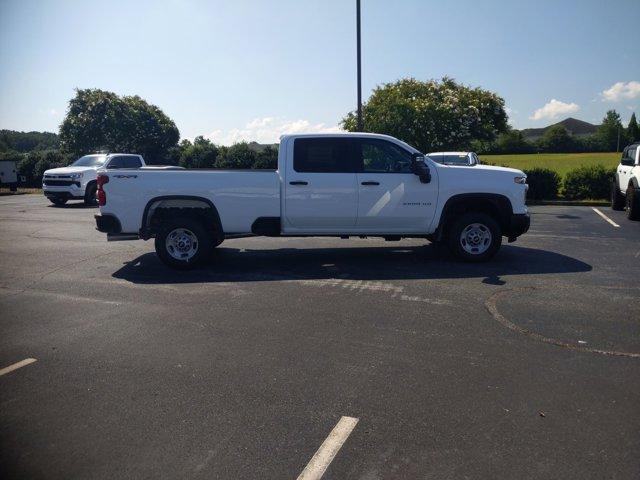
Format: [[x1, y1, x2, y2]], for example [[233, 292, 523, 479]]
[[356, 0, 363, 131]]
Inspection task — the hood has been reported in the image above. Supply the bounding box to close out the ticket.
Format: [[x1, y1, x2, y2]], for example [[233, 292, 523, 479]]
[[471, 164, 525, 176], [43, 166, 95, 176]]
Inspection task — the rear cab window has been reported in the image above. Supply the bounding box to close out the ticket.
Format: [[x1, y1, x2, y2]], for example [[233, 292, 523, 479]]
[[293, 138, 353, 173]]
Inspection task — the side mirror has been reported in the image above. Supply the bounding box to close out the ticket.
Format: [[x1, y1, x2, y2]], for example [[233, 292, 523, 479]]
[[620, 158, 634, 167], [411, 153, 431, 184]]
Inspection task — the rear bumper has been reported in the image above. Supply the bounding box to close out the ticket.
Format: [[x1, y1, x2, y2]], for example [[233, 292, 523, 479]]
[[505, 213, 530, 241], [95, 214, 122, 233]]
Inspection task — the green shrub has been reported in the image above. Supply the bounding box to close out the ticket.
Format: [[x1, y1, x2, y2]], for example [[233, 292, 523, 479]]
[[563, 165, 615, 200], [523, 168, 560, 200]]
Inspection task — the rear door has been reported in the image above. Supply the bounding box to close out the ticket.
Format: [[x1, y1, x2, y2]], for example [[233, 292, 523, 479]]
[[283, 137, 357, 231], [354, 138, 437, 231]]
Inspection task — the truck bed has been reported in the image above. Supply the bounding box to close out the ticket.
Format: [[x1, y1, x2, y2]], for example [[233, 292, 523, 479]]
[[101, 169, 281, 234]]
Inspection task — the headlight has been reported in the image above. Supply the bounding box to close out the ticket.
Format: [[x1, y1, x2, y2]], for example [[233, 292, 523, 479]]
[[514, 176, 526, 184], [70, 172, 83, 179]]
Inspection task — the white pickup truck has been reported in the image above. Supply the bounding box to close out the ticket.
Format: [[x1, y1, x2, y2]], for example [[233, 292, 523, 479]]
[[95, 133, 530, 269], [611, 142, 639, 220], [43, 153, 145, 206]]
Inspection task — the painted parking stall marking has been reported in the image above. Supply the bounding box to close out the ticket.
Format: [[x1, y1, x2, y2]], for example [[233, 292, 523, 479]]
[[592, 207, 620, 228], [296, 416, 359, 480], [0, 358, 37, 377]]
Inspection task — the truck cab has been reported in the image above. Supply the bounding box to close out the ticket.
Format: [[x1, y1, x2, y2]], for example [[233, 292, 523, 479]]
[[43, 153, 145, 206]]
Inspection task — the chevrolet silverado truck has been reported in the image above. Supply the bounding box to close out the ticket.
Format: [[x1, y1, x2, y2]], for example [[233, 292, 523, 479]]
[[611, 142, 639, 220], [43, 153, 145, 206], [95, 133, 530, 269]]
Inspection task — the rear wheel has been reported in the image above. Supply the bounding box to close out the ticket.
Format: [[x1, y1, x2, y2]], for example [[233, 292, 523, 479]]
[[447, 212, 502, 262], [626, 186, 639, 220], [84, 182, 97, 206], [611, 180, 625, 211], [49, 197, 67, 206], [155, 218, 212, 269]]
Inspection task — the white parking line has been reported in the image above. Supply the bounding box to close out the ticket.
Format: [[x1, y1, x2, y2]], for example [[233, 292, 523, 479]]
[[0, 358, 37, 377], [296, 416, 359, 480], [592, 208, 620, 228]]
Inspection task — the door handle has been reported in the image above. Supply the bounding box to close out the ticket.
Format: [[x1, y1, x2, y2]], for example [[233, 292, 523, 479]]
[[361, 181, 380, 186], [289, 181, 308, 185]]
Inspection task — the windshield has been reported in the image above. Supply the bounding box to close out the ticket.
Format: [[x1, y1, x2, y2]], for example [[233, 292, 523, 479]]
[[429, 154, 472, 166], [71, 155, 107, 167]]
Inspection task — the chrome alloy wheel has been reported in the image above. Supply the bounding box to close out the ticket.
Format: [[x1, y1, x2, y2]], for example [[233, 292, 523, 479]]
[[165, 228, 198, 261], [460, 223, 492, 255]]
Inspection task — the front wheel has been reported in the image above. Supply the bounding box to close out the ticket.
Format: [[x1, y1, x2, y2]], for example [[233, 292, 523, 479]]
[[154, 218, 212, 269], [447, 212, 502, 262], [611, 180, 625, 211], [84, 182, 97, 206], [627, 186, 639, 220]]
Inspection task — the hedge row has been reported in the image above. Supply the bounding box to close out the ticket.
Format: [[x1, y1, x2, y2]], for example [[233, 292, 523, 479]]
[[523, 165, 615, 200]]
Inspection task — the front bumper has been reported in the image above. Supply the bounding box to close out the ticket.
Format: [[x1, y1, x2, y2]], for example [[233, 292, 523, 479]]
[[43, 190, 84, 200], [505, 213, 530, 241]]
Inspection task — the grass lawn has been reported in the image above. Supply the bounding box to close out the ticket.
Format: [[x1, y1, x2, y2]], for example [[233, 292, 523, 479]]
[[479, 152, 620, 178]]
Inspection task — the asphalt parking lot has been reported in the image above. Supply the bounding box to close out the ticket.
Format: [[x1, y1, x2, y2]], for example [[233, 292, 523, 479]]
[[1, 195, 639, 479]]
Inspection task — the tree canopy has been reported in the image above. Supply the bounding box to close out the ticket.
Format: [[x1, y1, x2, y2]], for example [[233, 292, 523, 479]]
[[59, 89, 180, 160], [595, 110, 624, 151], [628, 113, 639, 143], [342, 77, 508, 152]]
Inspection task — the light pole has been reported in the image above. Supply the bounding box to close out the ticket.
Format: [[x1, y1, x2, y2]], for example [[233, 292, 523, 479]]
[[356, 0, 363, 131]]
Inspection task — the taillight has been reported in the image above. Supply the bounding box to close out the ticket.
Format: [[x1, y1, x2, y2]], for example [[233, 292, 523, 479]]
[[97, 174, 109, 206]]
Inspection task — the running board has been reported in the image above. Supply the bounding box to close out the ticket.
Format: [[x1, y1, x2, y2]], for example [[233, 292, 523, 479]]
[[107, 233, 139, 242]]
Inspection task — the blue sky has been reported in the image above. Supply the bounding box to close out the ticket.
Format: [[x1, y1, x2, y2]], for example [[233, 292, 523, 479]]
[[1, 0, 639, 144]]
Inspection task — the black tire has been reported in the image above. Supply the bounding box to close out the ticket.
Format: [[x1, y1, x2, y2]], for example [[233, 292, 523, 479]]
[[84, 182, 97, 206], [626, 186, 640, 220], [611, 180, 625, 211], [446, 212, 502, 262], [154, 217, 212, 269], [49, 197, 67, 206]]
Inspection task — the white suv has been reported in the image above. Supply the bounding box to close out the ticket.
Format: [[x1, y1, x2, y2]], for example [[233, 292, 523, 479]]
[[611, 143, 639, 220], [43, 153, 145, 206]]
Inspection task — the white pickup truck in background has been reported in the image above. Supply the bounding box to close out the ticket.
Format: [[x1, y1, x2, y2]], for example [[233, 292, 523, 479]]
[[43, 153, 145, 206], [611, 142, 639, 220], [95, 133, 530, 269]]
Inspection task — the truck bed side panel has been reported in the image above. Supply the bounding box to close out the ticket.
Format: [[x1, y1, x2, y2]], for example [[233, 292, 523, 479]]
[[101, 170, 280, 234]]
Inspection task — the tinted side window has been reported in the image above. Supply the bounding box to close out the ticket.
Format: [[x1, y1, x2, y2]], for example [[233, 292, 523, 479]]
[[124, 156, 142, 168], [108, 156, 142, 169], [628, 147, 637, 162], [294, 138, 352, 173], [355, 139, 413, 173]]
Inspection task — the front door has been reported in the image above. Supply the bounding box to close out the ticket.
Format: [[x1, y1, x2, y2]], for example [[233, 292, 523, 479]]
[[283, 137, 357, 231], [353, 138, 437, 232]]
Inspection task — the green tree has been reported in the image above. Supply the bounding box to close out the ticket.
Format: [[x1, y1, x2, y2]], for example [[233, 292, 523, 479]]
[[253, 145, 278, 169], [341, 77, 508, 152], [215, 142, 257, 169], [595, 110, 624, 151], [59, 89, 180, 161], [494, 129, 534, 154], [627, 113, 639, 142], [178, 136, 219, 168], [537, 125, 576, 153]]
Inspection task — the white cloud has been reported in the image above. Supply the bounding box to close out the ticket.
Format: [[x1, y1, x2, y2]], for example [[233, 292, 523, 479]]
[[601, 81, 640, 102], [204, 117, 342, 145], [529, 99, 579, 121]]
